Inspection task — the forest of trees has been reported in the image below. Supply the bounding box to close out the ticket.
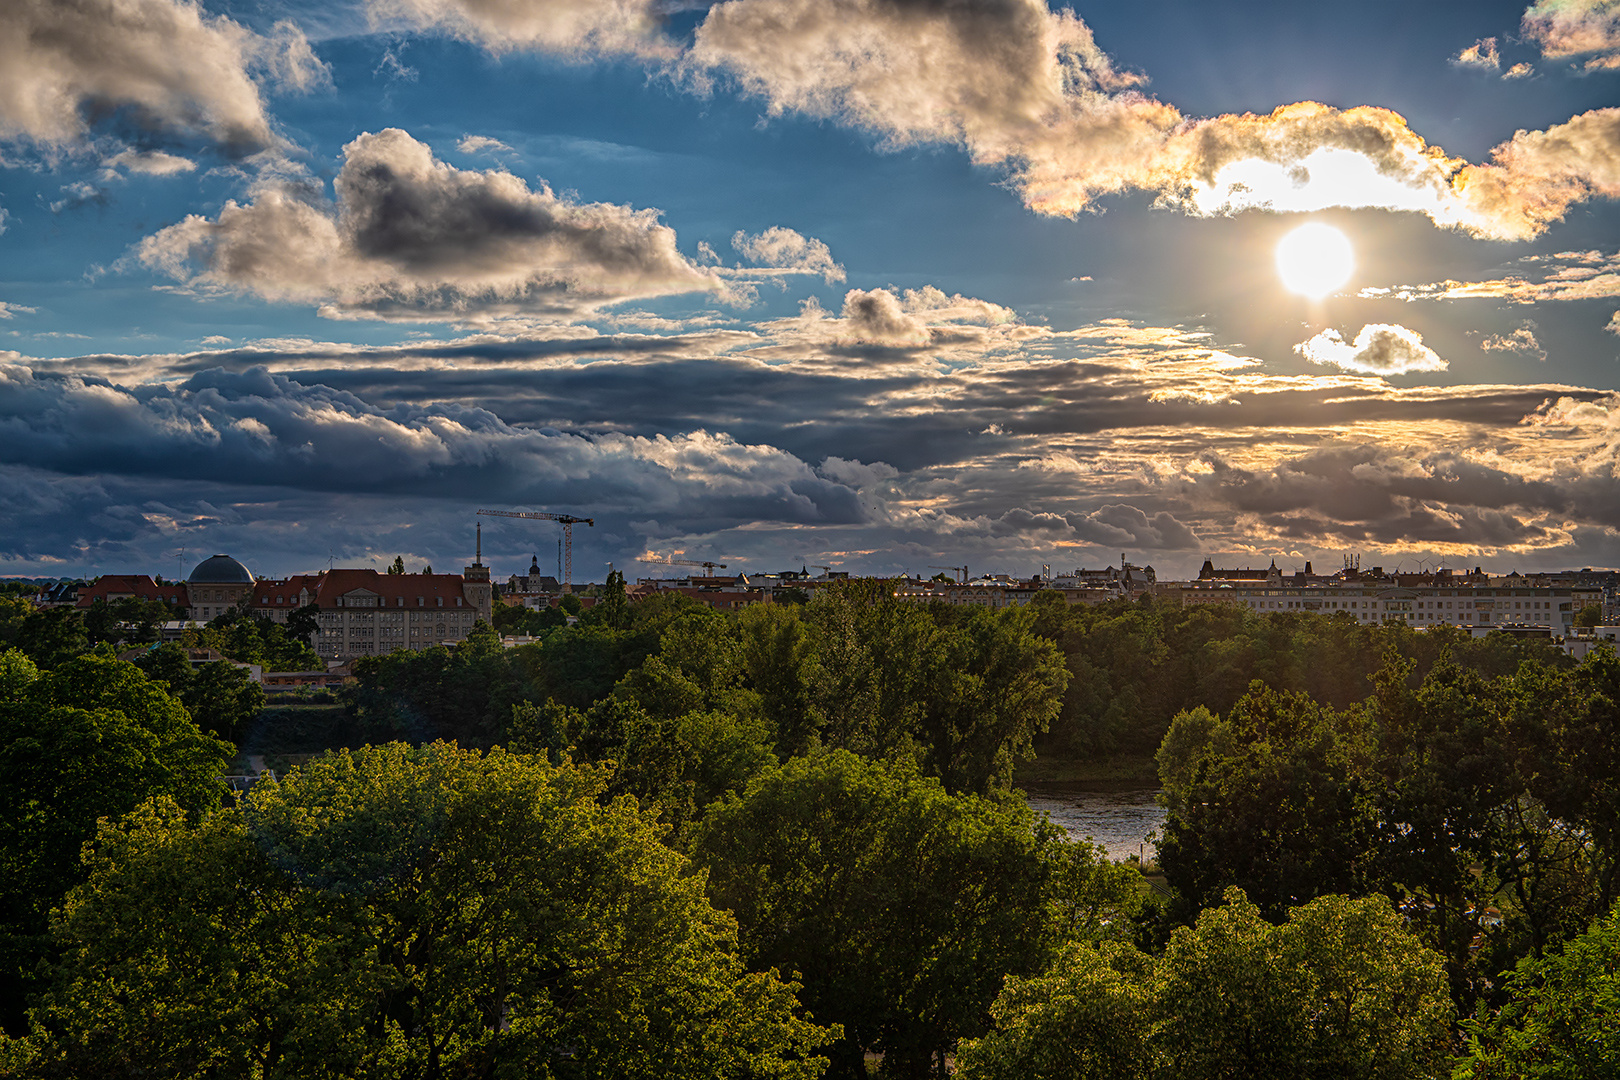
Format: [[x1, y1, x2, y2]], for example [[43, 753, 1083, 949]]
[[0, 581, 1616, 1078]]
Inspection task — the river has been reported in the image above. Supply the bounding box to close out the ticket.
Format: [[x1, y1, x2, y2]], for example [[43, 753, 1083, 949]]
[[1021, 784, 1167, 863]]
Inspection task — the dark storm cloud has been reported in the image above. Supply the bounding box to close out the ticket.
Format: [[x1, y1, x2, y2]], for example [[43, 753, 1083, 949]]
[[1184, 441, 1620, 550], [0, 362, 869, 533], [136, 128, 734, 324], [0, 0, 325, 156]]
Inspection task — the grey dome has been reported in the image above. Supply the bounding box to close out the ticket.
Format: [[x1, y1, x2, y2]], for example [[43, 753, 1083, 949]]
[[188, 554, 255, 585]]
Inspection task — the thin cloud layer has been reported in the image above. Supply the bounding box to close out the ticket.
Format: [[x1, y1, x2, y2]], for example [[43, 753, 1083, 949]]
[[1362, 249, 1620, 303], [0, 0, 326, 155], [370, 0, 676, 59], [1523, 0, 1620, 70], [1295, 324, 1448, 376], [135, 128, 732, 324]]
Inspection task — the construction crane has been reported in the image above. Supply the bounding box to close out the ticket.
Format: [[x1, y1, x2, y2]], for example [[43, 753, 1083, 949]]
[[638, 553, 727, 577], [478, 509, 594, 592], [929, 565, 968, 584]]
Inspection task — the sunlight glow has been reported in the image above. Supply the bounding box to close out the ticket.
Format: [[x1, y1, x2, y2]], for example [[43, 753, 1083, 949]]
[[1276, 223, 1355, 298]]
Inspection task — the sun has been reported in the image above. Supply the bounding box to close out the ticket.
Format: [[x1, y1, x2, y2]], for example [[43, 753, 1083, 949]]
[[1275, 222, 1355, 299]]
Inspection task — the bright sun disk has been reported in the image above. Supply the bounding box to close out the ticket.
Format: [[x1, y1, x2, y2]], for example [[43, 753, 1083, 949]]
[[1276, 222, 1355, 299]]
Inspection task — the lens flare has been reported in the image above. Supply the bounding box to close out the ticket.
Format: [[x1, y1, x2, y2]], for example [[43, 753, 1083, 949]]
[[1276, 222, 1355, 298]]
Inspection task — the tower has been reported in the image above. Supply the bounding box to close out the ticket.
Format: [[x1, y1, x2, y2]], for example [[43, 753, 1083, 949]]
[[463, 523, 493, 624]]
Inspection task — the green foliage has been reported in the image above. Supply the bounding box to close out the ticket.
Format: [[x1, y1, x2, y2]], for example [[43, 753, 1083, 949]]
[[1457, 900, 1620, 1078], [0, 649, 231, 1034], [180, 661, 265, 740], [494, 601, 569, 636], [82, 597, 173, 647], [692, 751, 1074, 1079], [1574, 603, 1603, 628], [9, 744, 832, 1078], [8, 608, 87, 670], [1156, 646, 1620, 1018], [1157, 683, 1381, 919], [959, 889, 1453, 1080], [346, 635, 543, 747], [1030, 598, 1573, 758]]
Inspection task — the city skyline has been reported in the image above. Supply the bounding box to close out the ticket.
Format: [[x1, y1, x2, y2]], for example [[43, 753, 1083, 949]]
[[3, 0, 1620, 579]]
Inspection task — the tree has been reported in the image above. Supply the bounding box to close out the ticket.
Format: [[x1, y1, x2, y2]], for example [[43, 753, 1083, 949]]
[[1157, 683, 1381, 919], [591, 569, 630, 631], [693, 750, 1061, 1079], [1456, 900, 1620, 1078], [0, 649, 231, 1034], [1155, 890, 1452, 1080], [10, 744, 831, 1079], [284, 603, 320, 648], [959, 890, 1453, 1080], [1575, 603, 1604, 628], [12, 608, 86, 670], [182, 661, 265, 740], [387, 556, 405, 575], [916, 605, 1068, 795], [956, 941, 1158, 1080]]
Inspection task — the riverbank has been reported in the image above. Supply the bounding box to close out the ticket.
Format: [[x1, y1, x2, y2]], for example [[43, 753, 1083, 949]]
[[1015, 752, 1159, 788]]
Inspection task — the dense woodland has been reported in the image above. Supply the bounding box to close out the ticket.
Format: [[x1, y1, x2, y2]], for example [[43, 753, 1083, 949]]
[[0, 578, 1616, 1077]]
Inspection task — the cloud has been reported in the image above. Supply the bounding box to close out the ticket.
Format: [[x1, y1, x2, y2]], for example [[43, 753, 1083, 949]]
[[0, 0, 325, 156], [101, 148, 197, 178], [1453, 37, 1501, 70], [346, 0, 1620, 241], [1482, 323, 1548, 361], [456, 134, 513, 155], [1523, 0, 1620, 69], [1505, 61, 1537, 78], [0, 303, 37, 320], [1454, 108, 1620, 239], [368, 0, 676, 59], [1295, 324, 1448, 376], [134, 128, 734, 324], [732, 227, 845, 283], [1609, 310, 1620, 334], [1361, 249, 1620, 303], [48, 181, 107, 214], [0, 362, 871, 528], [749, 284, 1024, 364]]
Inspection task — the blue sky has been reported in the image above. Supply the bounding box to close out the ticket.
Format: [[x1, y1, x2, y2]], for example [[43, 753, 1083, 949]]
[[2, 0, 1619, 582]]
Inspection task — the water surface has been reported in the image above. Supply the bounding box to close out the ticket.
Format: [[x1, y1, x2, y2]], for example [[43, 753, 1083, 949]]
[[1022, 784, 1166, 862]]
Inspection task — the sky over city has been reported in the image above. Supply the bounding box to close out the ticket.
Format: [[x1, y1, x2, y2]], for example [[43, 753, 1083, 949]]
[[2, 0, 1620, 582]]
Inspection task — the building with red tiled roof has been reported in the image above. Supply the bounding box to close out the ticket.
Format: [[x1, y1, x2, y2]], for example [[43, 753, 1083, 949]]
[[296, 561, 493, 664], [76, 575, 188, 611]]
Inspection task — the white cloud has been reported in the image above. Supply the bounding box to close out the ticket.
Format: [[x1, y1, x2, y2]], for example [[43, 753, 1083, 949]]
[[101, 149, 198, 178], [1295, 324, 1449, 375], [368, 0, 676, 59], [0, 303, 36, 320], [457, 134, 514, 155], [732, 227, 845, 283]]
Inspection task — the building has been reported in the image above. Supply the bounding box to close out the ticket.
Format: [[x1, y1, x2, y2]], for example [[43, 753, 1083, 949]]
[[249, 574, 324, 623], [187, 554, 256, 621], [75, 574, 188, 611], [1179, 578, 1601, 633]]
